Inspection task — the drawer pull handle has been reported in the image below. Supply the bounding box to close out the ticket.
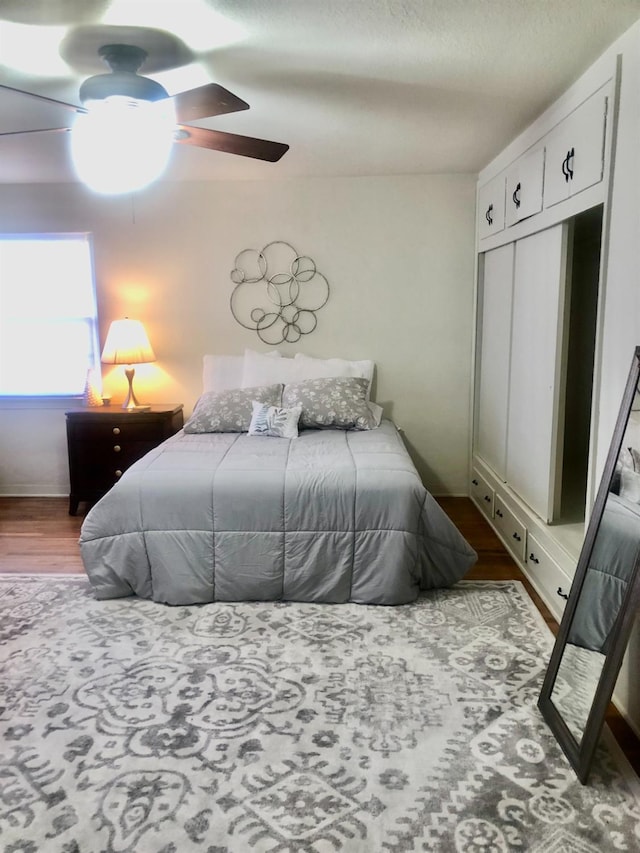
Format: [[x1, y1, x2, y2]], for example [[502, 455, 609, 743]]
[[529, 553, 539, 564], [496, 509, 503, 518], [484, 495, 491, 502], [512, 532, 521, 541], [113, 427, 121, 435], [557, 587, 569, 600], [485, 203, 493, 225], [513, 182, 521, 209], [113, 445, 121, 453], [472, 479, 479, 486], [115, 469, 123, 478], [562, 147, 575, 182]]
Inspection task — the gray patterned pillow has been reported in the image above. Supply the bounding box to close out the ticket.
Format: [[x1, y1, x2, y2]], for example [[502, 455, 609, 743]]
[[282, 376, 377, 430], [184, 384, 283, 433]]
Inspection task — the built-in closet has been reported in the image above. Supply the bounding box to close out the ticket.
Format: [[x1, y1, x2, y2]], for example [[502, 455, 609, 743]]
[[471, 60, 616, 618], [472, 15, 640, 740]]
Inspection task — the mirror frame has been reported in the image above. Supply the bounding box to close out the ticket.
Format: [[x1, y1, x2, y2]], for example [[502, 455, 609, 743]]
[[538, 345, 640, 783]]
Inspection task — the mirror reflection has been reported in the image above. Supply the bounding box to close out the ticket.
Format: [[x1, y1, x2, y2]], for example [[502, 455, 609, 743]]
[[539, 349, 640, 783], [550, 389, 640, 742]]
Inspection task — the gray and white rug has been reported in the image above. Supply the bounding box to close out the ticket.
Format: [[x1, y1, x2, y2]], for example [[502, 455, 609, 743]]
[[1, 577, 639, 852]]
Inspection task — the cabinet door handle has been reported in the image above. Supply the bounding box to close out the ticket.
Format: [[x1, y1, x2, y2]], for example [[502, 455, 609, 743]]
[[557, 587, 569, 600], [472, 478, 479, 486], [562, 148, 575, 182], [112, 427, 121, 435], [484, 495, 491, 503], [513, 182, 521, 209], [529, 553, 539, 564], [496, 508, 503, 518], [113, 445, 121, 453], [115, 469, 123, 478], [512, 532, 521, 542], [566, 146, 574, 180], [485, 203, 493, 225]]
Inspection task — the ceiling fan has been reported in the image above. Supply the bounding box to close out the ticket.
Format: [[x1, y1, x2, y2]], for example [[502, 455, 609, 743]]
[[0, 42, 290, 164]]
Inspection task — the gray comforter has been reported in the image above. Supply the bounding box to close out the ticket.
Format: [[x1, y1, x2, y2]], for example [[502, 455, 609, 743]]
[[567, 492, 640, 654], [79, 420, 477, 605]]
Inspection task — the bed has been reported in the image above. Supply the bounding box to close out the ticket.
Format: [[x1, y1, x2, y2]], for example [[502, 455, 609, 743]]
[[79, 351, 477, 605]]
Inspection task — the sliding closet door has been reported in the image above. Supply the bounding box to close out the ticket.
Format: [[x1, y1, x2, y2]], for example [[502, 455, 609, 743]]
[[506, 224, 569, 522], [475, 243, 515, 480]]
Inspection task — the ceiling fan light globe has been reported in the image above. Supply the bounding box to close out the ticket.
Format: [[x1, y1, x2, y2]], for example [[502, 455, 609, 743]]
[[70, 97, 175, 194]]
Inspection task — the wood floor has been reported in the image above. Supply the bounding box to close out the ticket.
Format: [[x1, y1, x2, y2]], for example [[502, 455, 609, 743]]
[[1, 494, 639, 776]]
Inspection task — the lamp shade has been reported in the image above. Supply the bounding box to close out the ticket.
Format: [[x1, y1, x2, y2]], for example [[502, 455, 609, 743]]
[[101, 318, 156, 365]]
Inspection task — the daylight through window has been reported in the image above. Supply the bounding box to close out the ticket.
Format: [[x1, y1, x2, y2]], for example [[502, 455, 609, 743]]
[[0, 234, 100, 396]]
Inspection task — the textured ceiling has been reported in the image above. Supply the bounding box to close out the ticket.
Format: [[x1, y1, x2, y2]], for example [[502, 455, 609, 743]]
[[1, 0, 639, 183]]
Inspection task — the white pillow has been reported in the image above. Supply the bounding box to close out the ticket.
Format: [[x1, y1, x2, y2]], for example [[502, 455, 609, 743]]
[[242, 349, 374, 392], [203, 351, 281, 393], [367, 401, 384, 427], [620, 467, 640, 503], [241, 348, 328, 387]]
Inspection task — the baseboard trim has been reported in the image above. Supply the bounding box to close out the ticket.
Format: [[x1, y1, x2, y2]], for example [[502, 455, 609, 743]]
[[0, 489, 67, 497]]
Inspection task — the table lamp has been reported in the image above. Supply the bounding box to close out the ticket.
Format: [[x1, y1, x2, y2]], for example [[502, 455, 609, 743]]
[[101, 318, 156, 411]]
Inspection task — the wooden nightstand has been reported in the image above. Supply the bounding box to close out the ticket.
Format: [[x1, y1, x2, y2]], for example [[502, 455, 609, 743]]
[[65, 404, 184, 515]]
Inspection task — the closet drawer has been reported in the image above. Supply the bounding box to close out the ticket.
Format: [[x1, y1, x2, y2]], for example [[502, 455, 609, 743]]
[[526, 533, 573, 619], [543, 87, 608, 209], [505, 146, 545, 227], [493, 496, 527, 562], [477, 174, 506, 241], [471, 470, 494, 517]]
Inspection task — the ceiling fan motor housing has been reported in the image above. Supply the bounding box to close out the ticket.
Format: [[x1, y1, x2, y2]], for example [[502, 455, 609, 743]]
[[79, 44, 169, 104]]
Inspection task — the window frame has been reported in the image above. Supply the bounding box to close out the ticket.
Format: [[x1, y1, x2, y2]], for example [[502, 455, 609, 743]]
[[0, 231, 101, 401]]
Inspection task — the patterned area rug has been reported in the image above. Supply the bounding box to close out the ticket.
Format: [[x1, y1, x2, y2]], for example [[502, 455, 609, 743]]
[[1, 577, 639, 852]]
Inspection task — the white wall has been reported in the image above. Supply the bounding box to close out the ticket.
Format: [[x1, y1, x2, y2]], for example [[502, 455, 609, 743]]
[[0, 174, 476, 497], [593, 21, 640, 738]]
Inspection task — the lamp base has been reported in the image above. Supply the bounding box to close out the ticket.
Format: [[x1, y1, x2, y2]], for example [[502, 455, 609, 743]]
[[122, 404, 151, 412], [122, 366, 150, 412]]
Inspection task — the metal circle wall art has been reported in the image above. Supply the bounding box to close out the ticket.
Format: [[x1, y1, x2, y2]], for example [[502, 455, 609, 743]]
[[229, 241, 329, 345]]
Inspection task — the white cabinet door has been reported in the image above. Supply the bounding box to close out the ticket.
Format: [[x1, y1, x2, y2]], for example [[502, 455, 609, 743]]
[[475, 243, 515, 479], [506, 225, 569, 521], [505, 146, 545, 227], [544, 88, 608, 209], [477, 174, 506, 241]]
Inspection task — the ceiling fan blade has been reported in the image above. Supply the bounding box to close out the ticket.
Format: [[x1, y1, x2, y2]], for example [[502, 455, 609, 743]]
[[0, 84, 85, 114], [0, 127, 71, 138], [175, 125, 289, 162], [170, 83, 249, 123]]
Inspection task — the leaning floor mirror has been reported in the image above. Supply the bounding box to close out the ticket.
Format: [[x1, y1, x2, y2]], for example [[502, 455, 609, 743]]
[[539, 345, 640, 783]]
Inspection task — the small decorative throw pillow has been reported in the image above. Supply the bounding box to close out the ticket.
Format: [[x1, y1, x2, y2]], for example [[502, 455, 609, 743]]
[[248, 401, 302, 439], [184, 384, 283, 433], [282, 376, 378, 430]]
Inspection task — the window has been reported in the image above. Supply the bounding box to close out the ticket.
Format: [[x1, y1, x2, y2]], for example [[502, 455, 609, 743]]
[[0, 233, 100, 396]]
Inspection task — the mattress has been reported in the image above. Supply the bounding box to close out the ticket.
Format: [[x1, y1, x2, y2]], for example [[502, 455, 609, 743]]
[[79, 419, 477, 605]]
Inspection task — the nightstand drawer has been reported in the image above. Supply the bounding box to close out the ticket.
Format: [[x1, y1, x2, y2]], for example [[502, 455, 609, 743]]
[[72, 438, 159, 476], [471, 469, 494, 517], [68, 419, 166, 442], [493, 495, 527, 562]]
